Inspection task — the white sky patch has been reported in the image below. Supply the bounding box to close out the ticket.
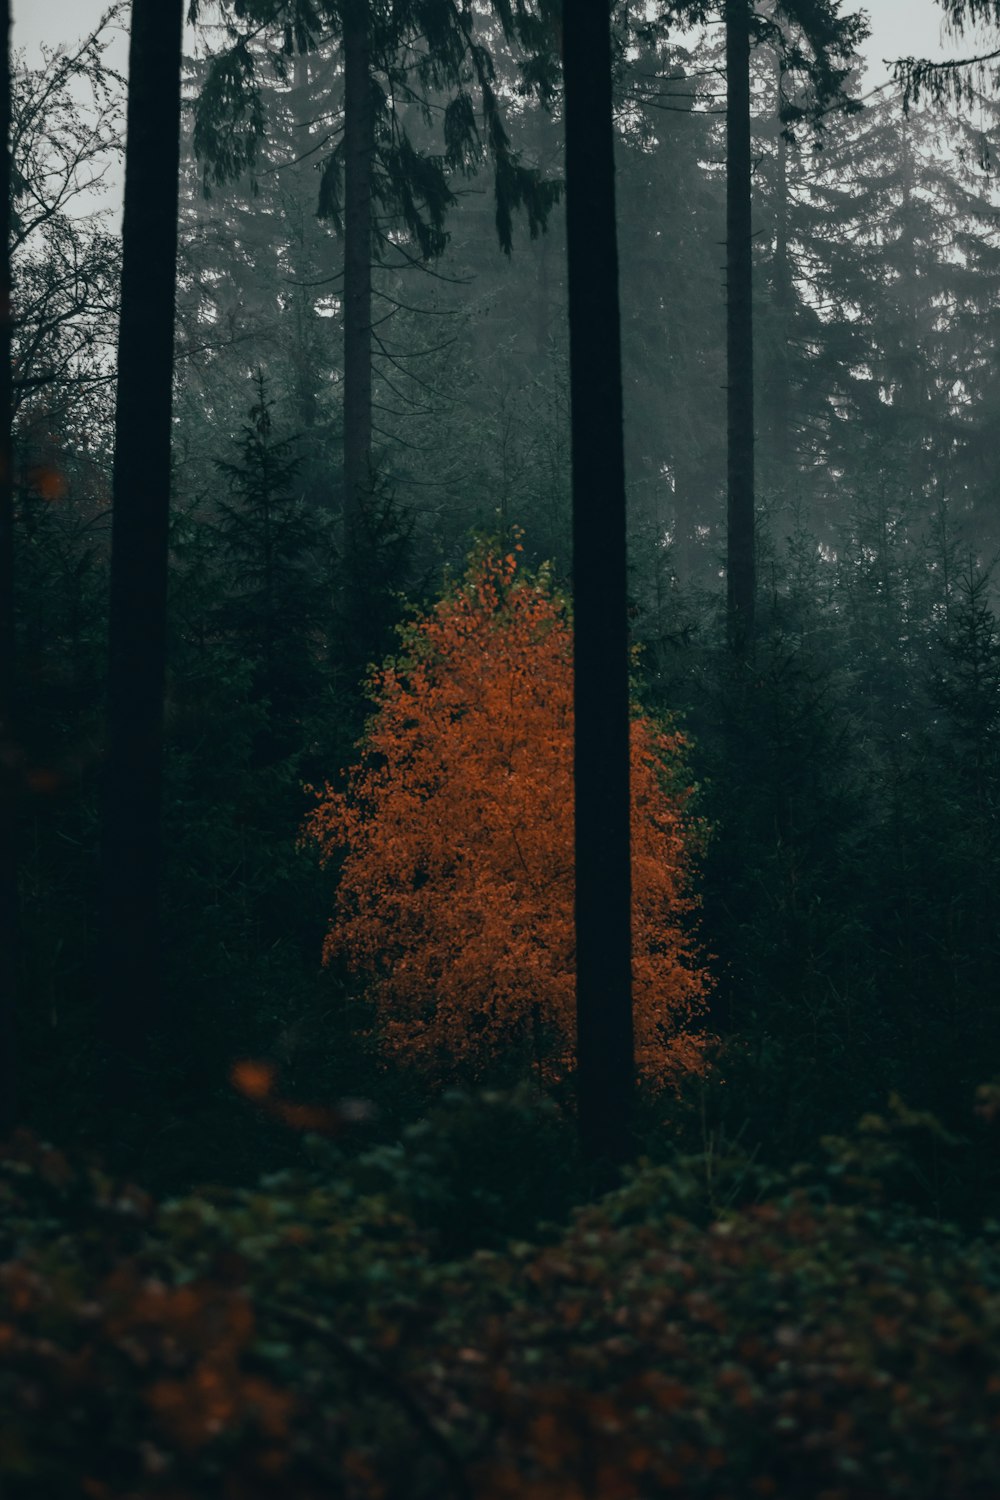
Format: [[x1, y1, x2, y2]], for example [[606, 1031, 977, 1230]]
[[861, 0, 998, 86]]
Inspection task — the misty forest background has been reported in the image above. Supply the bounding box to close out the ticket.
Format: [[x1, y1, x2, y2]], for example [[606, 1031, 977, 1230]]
[[9, 0, 1000, 1183], [5, 0, 1000, 1492]]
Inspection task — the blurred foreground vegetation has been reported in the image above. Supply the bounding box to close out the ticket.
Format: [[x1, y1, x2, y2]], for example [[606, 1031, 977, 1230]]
[[5, 1087, 1000, 1497]]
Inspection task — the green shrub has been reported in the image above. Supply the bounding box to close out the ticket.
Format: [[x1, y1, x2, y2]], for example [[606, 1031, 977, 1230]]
[[5, 1096, 1000, 1498]]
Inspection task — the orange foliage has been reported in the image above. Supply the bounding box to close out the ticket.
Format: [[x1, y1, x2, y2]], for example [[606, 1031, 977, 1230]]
[[230, 1058, 362, 1135], [230, 1059, 276, 1101], [28, 463, 69, 501], [304, 545, 711, 1081]]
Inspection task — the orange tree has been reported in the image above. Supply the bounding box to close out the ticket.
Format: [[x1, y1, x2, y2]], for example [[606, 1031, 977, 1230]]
[[303, 544, 711, 1082]]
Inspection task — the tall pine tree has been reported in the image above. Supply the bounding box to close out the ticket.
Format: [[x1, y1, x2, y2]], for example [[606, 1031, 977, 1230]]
[[191, 0, 559, 570], [719, 0, 866, 651]]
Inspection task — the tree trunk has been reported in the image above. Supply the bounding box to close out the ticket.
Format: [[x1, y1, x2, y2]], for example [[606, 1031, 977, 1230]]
[[290, 50, 327, 511], [896, 122, 928, 493], [342, 0, 374, 558], [99, 0, 183, 1090], [726, 0, 756, 654], [563, 0, 635, 1166], [0, 0, 16, 1135], [770, 59, 793, 482], [292, 50, 319, 441]]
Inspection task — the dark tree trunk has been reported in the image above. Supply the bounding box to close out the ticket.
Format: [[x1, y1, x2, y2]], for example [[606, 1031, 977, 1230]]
[[726, 0, 756, 654], [563, 0, 635, 1166], [535, 224, 550, 358], [770, 62, 793, 481], [0, 0, 16, 1135], [290, 50, 327, 512], [291, 53, 319, 430], [342, 0, 374, 557], [896, 124, 929, 490], [98, 0, 183, 1089]]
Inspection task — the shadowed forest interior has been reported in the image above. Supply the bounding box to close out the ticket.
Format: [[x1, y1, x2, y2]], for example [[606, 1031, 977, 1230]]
[[3, 0, 1000, 1495]]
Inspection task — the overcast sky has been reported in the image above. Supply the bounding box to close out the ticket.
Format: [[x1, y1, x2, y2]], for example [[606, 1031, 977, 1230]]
[[12, 0, 998, 87], [10, 0, 998, 232]]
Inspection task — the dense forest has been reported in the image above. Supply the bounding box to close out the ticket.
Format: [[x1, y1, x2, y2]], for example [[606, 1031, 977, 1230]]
[[3, 0, 1000, 1493]]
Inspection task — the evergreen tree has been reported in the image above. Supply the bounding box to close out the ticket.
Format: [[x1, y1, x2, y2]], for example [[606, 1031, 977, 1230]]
[[213, 371, 331, 761], [615, 27, 726, 598], [728, 0, 866, 651], [190, 0, 560, 572], [780, 84, 1000, 552], [176, 39, 341, 540]]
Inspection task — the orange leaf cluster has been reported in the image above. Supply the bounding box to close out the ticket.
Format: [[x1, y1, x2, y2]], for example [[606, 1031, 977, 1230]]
[[231, 1059, 276, 1101], [304, 545, 711, 1081], [230, 1058, 364, 1135]]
